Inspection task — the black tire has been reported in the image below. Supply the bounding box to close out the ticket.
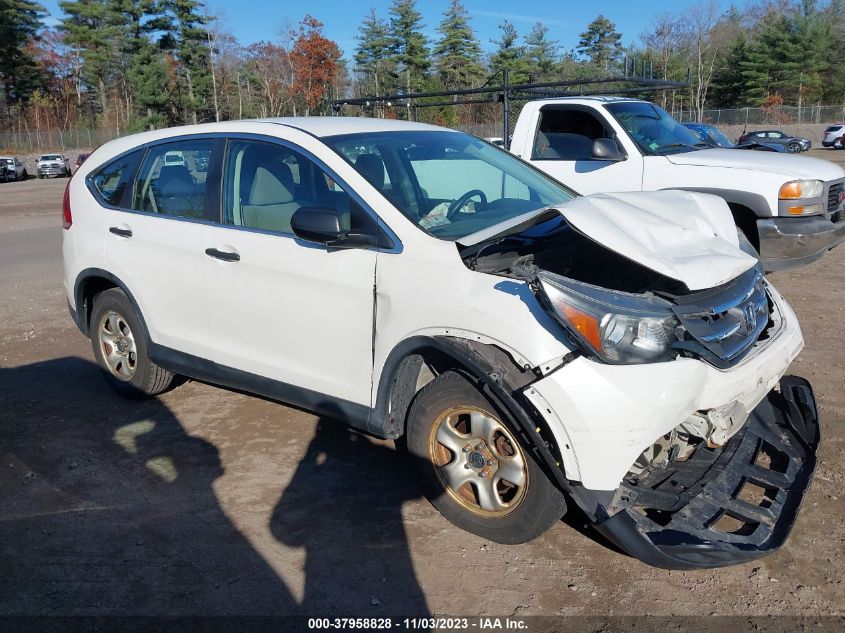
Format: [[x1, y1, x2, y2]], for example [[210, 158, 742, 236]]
[[406, 371, 567, 544], [835, 138, 844, 150], [38, 174, 43, 179], [89, 288, 175, 399], [787, 142, 801, 153], [21, 170, 27, 180]]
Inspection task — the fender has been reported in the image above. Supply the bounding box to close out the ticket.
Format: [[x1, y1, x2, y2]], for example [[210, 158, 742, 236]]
[[369, 335, 570, 492]]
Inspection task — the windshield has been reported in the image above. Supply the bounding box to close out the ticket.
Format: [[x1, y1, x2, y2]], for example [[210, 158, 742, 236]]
[[325, 130, 576, 240], [606, 102, 707, 155], [703, 126, 735, 148], [41, 155, 62, 161]]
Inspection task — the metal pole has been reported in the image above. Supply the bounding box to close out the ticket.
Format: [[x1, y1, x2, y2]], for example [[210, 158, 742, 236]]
[[502, 69, 510, 151]]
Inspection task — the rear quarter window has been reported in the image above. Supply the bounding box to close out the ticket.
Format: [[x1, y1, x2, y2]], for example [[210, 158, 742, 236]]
[[89, 150, 143, 207]]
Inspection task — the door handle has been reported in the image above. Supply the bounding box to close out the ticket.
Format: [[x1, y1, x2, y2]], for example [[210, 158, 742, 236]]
[[109, 226, 133, 238], [205, 247, 240, 262]]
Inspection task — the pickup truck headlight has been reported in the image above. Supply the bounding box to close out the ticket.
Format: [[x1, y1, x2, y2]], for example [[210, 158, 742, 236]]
[[537, 271, 681, 364], [778, 180, 825, 216], [779, 180, 823, 199]]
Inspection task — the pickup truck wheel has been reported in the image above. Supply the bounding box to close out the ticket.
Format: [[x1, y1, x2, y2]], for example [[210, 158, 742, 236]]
[[406, 371, 566, 544], [90, 288, 174, 399]]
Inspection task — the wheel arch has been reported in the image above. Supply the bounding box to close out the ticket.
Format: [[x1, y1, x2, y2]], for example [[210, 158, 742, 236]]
[[371, 335, 570, 491], [73, 268, 151, 341]]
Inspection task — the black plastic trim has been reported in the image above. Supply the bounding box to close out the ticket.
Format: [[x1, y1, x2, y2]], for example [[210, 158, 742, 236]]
[[72, 268, 151, 340], [369, 335, 570, 491]]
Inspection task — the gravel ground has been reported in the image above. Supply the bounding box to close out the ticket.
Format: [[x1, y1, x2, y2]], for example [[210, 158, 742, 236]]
[[0, 150, 843, 621]]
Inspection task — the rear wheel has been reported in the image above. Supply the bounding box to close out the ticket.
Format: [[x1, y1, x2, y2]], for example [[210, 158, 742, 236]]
[[406, 371, 566, 544], [90, 288, 174, 398]]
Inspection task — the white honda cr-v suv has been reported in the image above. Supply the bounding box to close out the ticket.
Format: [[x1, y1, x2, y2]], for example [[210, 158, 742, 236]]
[[62, 118, 820, 569]]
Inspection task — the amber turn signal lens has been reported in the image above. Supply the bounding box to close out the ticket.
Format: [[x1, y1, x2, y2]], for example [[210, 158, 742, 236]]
[[787, 205, 805, 215], [559, 303, 602, 351], [779, 182, 803, 199]]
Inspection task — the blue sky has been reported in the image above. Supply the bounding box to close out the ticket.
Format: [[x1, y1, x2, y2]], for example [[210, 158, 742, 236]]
[[40, 0, 732, 58]]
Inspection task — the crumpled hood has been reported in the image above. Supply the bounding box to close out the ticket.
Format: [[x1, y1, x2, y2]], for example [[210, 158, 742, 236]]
[[554, 190, 758, 291], [665, 148, 845, 180]]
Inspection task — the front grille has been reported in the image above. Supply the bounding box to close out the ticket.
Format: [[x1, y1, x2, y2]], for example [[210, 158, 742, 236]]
[[828, 182, 843, 214], [670, 267, 769, 368], [39, 164, 64, 174]]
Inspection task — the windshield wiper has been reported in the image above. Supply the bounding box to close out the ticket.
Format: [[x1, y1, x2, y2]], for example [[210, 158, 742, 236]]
[[653, 142, 708, 154]]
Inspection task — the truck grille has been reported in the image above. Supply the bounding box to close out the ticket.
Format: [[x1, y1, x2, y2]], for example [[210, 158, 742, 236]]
[[670, 267, 769, 368], [828, 182, 843, 214]]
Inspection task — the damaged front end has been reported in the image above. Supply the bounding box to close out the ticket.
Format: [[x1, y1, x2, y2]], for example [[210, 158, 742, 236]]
[[577, 377, 819, 569], [460, 198, 820, 568]]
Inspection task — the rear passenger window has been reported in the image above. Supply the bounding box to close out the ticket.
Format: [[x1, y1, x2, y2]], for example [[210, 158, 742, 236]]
[[132, 140, 213, 219], [223, 139, 369, 235], [90, 151, 141, 206]]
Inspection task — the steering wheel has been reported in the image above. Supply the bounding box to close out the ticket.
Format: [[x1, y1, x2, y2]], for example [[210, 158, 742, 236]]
[[447, 189, 488, 220]]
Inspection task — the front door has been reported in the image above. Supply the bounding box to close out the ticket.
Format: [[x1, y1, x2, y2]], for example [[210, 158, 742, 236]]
[[204, 138, 378, 406]]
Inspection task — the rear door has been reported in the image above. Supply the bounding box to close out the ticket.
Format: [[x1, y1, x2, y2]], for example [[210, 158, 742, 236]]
[[202, 137, 379, 406], [102, 137, 222, 359]]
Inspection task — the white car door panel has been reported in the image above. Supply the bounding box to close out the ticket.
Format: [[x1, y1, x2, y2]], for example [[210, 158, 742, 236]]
[[205, 138, 377, 406]]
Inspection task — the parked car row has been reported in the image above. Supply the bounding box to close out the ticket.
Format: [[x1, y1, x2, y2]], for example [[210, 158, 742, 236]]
[[0, 152, 93, 182], [63, 108, 841, 572]]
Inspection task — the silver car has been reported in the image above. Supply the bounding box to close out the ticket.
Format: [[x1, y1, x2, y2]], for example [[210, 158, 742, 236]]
[[823, 124, 845, 149]]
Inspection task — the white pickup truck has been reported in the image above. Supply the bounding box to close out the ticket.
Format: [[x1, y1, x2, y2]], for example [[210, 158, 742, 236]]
[[510, 97, 845, 271]]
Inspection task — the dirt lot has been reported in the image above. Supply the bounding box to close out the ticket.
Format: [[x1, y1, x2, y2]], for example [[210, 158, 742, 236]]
[[0, 152, 844, 621]]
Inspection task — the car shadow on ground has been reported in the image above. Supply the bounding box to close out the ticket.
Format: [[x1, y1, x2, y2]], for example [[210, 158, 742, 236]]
[[0, 357, 431, 622]]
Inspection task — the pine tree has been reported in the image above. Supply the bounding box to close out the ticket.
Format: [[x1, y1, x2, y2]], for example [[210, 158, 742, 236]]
[[354, 7, 391, 96], [709, 32, 750, 107], [159, 0, 212, 125], [387, 0, 429, 95], [524, 22, 559, 79], [0, 0, 46, 104], [740, 12, 802, 105], [433, 0, 483, 89], [59, 0, 122, 116], [489, 21, 528, 84], [577, 14, 622, 72], [127, 40, 168, 129]]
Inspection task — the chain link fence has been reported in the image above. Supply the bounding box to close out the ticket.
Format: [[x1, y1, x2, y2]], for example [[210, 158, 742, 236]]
[[0, 127, 119, 153], [677, 104, 845, 126]]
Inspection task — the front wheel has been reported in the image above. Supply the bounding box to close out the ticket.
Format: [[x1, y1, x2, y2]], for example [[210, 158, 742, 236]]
[[90, 288, 175, 398], [835, 138, 844, 150], [787, 142, 801, 153], [406, 371, 567, 544]]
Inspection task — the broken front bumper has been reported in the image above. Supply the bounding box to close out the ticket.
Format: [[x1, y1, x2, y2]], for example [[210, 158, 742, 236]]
[[758, 213, 845, 271], [570, 376, 819, 569]]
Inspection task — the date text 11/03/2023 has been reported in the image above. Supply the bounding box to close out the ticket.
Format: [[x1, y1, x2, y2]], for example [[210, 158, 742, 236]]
[[307, 617, 528, 630]]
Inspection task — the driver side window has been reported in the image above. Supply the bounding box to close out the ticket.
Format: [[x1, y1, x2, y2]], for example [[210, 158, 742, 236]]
[[532, 108, 612, 160]]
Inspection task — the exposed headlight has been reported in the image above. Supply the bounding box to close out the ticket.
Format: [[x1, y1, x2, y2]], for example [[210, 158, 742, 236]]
[[537, 271, 682, 364], [779, 179, 823, 200]]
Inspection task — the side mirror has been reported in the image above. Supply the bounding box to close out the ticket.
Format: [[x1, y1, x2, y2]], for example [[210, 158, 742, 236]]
[[591, 138, 625, 162], [291, 207, 382, 249], [291, 207, 343, 244]]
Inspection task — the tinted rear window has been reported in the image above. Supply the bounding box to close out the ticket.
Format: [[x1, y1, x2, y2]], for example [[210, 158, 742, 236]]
[[826, 126, 843, 132]]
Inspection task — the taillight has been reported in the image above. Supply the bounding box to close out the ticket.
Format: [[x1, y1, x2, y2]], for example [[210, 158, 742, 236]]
[[62, 180, 72, 229]]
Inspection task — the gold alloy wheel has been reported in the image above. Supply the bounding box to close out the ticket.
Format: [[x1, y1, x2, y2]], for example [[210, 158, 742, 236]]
[[97, 310, 138, 381], [428, 405, 528, 517]]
